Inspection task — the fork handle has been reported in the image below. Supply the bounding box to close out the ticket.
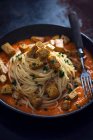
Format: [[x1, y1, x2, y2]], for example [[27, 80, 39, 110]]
[[68, 11, 84, 57]]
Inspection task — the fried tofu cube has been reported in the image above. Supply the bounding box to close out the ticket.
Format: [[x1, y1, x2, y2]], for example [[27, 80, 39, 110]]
[[54, 39, 64, 52], [45, 43, 55, 50], [0, 84, 13, 94], [48, 55, 60, 70], [30, 97, 42, 108], [49, 39, 55, 45], [61, 100, 71, 111], [19, 44, 29, 53], [31, 36, 44, 42], [46, 82, 59, 99], [35, 41, 44, 48], [27, 45, 38, 58], [1, 42, 16, 57], [61, 35, 70, 45], [68, 91, 78, 100], [36, 48, 50, 59]]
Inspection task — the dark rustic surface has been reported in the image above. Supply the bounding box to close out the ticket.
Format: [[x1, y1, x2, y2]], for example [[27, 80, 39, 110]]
[[0, 0, 93, 39], [0, 0, 93, 140]]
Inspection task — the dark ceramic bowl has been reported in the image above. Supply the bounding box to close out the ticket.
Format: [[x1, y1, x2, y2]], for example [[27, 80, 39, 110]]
[[0, 24, 93, 118]]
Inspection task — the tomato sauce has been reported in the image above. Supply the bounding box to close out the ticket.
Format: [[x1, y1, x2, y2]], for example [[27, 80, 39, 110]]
[[0, 39, 93, 116]]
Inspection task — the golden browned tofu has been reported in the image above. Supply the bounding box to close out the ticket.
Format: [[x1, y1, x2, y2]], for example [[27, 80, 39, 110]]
[[45, 43, 55, 51], [46, 82, 59, 99], [61, 35, 70, 45], [31, 36, 44, 42], [49, 39, 55, 45], [30, 97, 42, 108], [55, 39, 64, 52], [61, 100, 71, 111], [36, 48, 50, 59], [1, 42, 16, 57], [27, 45, 38, 58], [29, 58, 43, 69], [19, 44, 29, 53], [48, 55, 60, 70], [0, 59, 8, 74], [0, 84, 13, 94], [68, 91, 78, 100], [35, 41, 44, 48]]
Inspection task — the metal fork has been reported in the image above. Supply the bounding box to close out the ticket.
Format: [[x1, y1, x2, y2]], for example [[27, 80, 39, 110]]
[[69, 11, 93, 97]]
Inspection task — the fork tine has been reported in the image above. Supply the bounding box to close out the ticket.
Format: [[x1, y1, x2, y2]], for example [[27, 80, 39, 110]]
[[84, 77, 89, 96], [86, 77, 91, 93], [81, 77, 88, 97], [88, 76, 93, 96]]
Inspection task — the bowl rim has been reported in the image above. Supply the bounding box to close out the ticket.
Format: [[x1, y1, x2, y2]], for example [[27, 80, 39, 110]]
[[0, 24, 93, 119]]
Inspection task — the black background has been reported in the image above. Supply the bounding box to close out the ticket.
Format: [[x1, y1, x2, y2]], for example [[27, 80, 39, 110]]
[[0, 0, 93, 140]]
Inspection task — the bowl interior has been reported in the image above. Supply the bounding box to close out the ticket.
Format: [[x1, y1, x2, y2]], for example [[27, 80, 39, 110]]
[[0, 24, 93, 118]]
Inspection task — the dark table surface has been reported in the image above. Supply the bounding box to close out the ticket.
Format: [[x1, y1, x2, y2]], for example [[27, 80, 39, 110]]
[[0, 0, 93, 140]]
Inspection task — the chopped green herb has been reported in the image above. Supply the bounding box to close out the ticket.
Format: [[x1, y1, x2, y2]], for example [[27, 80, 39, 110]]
[[16, 53, 22, 61], [57, 52, 62, 57], [74, 82, 78, 88], [61, 54, 64, 57], [66, 84, 73, 93], [43, 65, 49, 71], [59, 70, 64, 78], [37, 84, 43, 87], [32, 63, 36, 67], [68, 88, 73, 93], [63, 96, 70, 100], [18, 55, 22, 60], [16, 53, 21, 57], [32, 75, 36, 80], [12, 80, 17, 86], [50, 60, 56, 64], [65, 59, 69, 63], [57, 52, 64, 57], [76, 104, 81, 109], [64, 59, 72, 66]]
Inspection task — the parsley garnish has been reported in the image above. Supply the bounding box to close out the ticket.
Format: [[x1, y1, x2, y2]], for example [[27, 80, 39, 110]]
[[16, 53, 22, 61], [32, 63, 36, 67], [66, 84, 73, 93], [37, 84, 43, 87], [12, 80, 17, 86], [57, 52, 64, 57], [50, 60, 55, 64], [59, 70, 64, 78], [32, 75, 36, 80], [43, 65, 49, 71]]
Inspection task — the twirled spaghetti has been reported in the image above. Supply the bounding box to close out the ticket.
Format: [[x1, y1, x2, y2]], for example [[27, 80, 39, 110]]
[[8, 45, 75, 109]]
